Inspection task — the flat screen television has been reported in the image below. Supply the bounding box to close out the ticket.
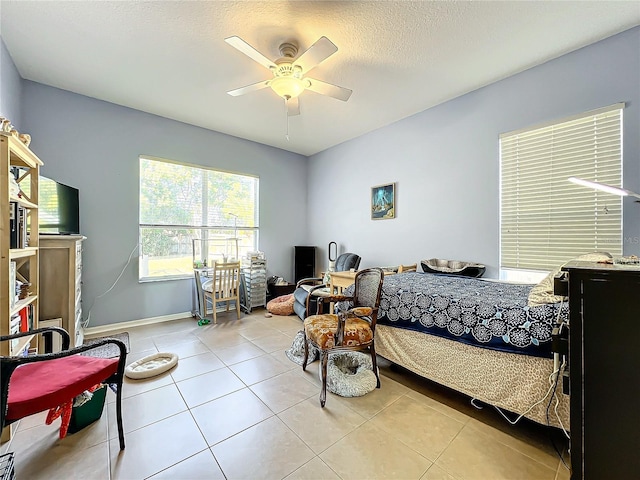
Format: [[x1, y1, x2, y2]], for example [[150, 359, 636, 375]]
[[39, 176, 80, 234]]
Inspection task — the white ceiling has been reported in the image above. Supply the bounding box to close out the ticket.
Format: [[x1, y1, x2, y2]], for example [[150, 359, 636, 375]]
[[1, 1, 639, 156]]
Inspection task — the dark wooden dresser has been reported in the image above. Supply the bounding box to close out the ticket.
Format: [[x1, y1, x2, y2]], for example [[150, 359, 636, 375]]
[[561, 261, 640, 479]]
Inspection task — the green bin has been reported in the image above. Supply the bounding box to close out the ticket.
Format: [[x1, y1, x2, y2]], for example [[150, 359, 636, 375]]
[[68, 385, 107, 434]]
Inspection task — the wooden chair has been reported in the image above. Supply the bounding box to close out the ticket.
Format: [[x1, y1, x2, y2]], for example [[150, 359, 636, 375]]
[[302, 268, 384, 407], [1, 327, 127, 449], [202, 261, 241, 323], [398, 263, 417, 273]]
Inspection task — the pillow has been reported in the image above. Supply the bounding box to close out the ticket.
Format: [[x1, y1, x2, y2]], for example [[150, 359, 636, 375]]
[[527, 252, 613, 306], [527, 267, 565, 306], [573, 251, 613, 263]]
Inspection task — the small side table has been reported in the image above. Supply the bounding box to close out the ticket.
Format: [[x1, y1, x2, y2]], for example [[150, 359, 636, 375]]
[[329, 270, 396, 295], [267, 282, 296, 301], [328, 270, 395, 311], [328, 271, 356, 296]]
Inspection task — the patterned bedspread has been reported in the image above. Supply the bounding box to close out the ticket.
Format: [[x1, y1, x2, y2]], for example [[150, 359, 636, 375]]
[[375, 272, 568, 358]]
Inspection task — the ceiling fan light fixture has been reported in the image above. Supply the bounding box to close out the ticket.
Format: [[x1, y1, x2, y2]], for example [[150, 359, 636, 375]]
[[226, 35, 351, 114], [269, 76, 307, 99]]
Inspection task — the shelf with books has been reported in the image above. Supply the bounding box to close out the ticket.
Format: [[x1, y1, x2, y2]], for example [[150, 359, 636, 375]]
[[10, 296, 38, 318], [9, 336, 34, 357], [2, 132, 42, 361], [8, 303, 35, 356]]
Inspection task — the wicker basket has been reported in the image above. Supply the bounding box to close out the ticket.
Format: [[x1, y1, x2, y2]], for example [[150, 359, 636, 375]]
[[0, 452, 15, 480]]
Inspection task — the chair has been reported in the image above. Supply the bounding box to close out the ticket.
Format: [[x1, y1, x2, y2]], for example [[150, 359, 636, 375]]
[[397, 263, 417, 273], [1, 327, 127, 449], [201, 261, 241, 323], [293, 252, 361, 320], [302, 267, 384, 407]]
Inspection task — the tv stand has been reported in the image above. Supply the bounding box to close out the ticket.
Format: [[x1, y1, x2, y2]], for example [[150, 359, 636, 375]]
[[39, 235, 86, 347]]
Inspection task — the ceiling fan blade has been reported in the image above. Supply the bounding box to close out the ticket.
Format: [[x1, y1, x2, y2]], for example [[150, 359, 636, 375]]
[[225, 36, 276, 70], [286, 97, 300, 116], [294, 36, 338, 74], [227, 80, 270, 97], [306, 78, 352, 102]]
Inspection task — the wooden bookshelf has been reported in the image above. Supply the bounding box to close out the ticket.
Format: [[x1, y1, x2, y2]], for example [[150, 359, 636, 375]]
[[1, 133, 42, 357]]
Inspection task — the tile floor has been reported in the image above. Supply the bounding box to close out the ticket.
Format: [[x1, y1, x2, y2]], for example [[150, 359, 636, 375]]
[[1, 311, 571, 479]]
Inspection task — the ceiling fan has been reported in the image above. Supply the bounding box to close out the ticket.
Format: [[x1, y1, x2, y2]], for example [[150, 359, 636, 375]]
[[225, 35, 352, 117]]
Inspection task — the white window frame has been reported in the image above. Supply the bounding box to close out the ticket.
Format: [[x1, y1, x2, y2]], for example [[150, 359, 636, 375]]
[[139, 156, 259, 282], [500, 104, 623, 277]]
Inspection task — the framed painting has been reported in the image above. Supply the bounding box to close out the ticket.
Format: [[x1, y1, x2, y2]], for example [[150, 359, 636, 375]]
[[371, 183, 395, 220]]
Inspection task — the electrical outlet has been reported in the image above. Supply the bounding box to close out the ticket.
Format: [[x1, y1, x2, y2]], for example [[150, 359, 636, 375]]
[[562, 369, 570, 395]]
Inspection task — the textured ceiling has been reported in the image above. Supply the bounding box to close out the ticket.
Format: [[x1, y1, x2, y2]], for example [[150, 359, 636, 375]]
[[1, 1, 639, 156]]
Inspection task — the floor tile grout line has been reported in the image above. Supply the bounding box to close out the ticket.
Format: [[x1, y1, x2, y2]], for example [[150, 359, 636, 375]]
[[105, 405, 191, 442], [171, 360, 228, 382], [428, 417, 466, 479], [106, 394, 114, 480], [365, 391, 468, 479], [363, 399, 437, 471], [283, 453, 344, 480], [205, 412, 278, 451], [272, 406, 344, 479], [150, 333, 202, 350], [275, 402, 356, 458], [463, 420, 562, 472], [181, 397, 234, 479], [113, 318, 293, 448], [141, 447, 212, 480], [127, 364, 223, 478], [555, 453, 571, 479]]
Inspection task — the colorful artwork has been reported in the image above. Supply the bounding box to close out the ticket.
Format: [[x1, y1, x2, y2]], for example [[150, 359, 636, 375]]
[[371, 183, 395, 220]]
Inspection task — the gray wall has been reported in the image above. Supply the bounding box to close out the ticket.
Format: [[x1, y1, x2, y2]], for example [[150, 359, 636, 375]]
[[21, 82, 308, 327], [0, 37, 22, 129], [308, 27, 640, 277], [5, 27, 639, 326]]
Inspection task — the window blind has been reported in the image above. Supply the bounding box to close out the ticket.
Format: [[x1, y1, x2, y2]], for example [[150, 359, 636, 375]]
[[500, 104, 623, 272]]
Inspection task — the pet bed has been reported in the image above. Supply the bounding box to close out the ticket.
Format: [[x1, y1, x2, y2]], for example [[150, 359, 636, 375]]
[[285, 330, 319, 366], [125, 352, 178, 379], [267, 293, 295, 316], [325, 351, 377, 397], [421, 258, 486, 278]]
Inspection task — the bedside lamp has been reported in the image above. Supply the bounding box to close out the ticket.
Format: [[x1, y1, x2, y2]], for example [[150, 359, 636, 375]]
[[568, 177, 640, 201]]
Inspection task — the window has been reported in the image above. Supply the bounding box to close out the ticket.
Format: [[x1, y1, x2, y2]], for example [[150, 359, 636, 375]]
[[139, 156, 259, 281], [500, 104, 623, 274]]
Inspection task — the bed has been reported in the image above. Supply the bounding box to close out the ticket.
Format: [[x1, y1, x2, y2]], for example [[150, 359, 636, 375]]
[[373, 272, 570, 429]]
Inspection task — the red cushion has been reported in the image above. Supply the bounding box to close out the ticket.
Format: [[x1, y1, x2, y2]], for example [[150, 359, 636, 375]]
[[6, 355, 119, 421]]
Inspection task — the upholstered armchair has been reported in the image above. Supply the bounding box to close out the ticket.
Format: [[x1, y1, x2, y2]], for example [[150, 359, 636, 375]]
[[292, 252, 361, 320], [301, 268, 384, 406]]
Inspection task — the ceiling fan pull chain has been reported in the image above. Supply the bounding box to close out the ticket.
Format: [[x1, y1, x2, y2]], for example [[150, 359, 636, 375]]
[[285, 98, 290, 141]]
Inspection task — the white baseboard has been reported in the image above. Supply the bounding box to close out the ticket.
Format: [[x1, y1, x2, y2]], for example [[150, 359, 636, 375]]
[[84, 311, 193, 336]]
